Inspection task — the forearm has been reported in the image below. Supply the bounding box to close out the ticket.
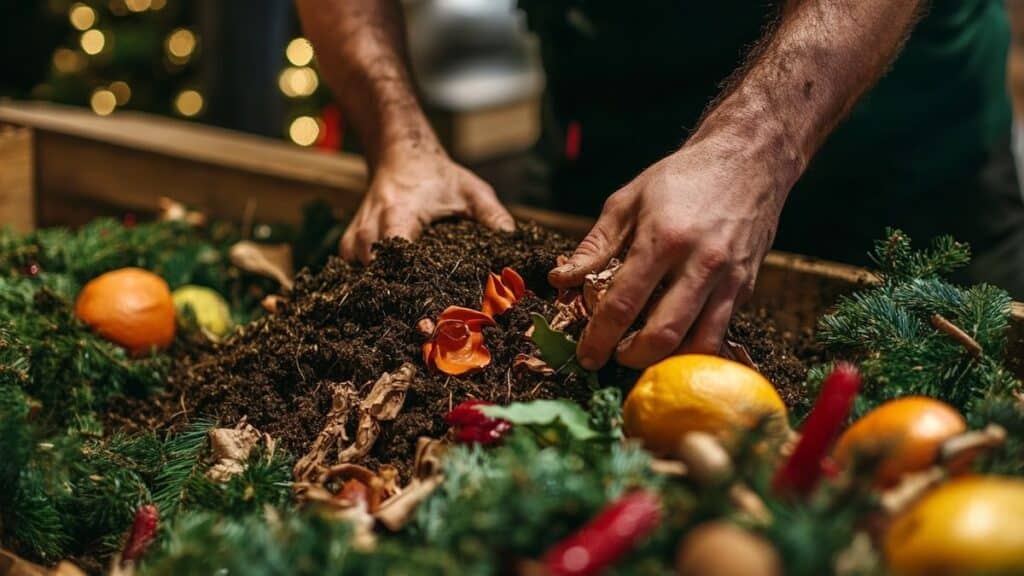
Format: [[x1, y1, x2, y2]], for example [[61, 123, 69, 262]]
[[295, 0, 440, 168], [691, 0, 926, 195]]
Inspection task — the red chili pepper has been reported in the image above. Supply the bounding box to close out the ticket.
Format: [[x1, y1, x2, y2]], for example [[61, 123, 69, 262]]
[[543, 490, 662, 576], [773, 362, 861, 496], [122, 504, 159, 563], [445, 400, 512, 445]]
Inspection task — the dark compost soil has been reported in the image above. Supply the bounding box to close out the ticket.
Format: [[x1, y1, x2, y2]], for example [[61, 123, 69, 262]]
[[139, 220, 812, 474]]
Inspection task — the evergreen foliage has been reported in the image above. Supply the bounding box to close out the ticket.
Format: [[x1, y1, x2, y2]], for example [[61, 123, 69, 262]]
[[813, 229, 1020, 417]]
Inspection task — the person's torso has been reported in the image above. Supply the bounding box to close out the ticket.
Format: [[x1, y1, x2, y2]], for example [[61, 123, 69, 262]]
[[519, 0, 1013, 219]]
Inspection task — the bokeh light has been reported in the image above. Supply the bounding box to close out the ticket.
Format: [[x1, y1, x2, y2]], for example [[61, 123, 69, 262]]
[[278, 67, 319, 98], [109, 81, 132, 105], [289, 116, 320, 146], [286, 37, 314, 67], [174, 89, 204, 117], [80, 29, 106, 55], [125, 0, 152, 13], [166, 28, 197, 64], [90, 89, 117, 116], [52, 48, 86, 74], [69, 3, 97, 31]]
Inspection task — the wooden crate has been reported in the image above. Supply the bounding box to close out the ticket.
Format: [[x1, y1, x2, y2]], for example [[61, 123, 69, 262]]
[[1, 101, 1021, 373]]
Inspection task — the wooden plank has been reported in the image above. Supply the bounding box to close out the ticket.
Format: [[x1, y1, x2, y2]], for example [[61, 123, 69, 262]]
[[0, 126, 35, 232]]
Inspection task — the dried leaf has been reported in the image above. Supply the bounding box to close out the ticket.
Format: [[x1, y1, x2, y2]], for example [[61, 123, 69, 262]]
[[375, 437, 446, 531], [513, 353, 556, 376], [206, 421, 272, 483], [260, 294, 286, 314], [550, 289, 588, 331], [722, 339, 759, 371], [293, 382, 359, 483], [336, 363, 415, 464], [229, 241, 294, 291], [582, 258, 621, 313]]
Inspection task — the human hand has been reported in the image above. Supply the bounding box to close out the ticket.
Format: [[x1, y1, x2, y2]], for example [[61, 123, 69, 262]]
[[341, 146, 514, 263], [549, 138, 788, 370]]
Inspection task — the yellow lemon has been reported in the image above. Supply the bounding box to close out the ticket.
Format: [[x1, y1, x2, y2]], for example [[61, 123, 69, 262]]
[[885, 476, 1024, 575], [172, 285, 232, 337], [623, 354, 788, 454]]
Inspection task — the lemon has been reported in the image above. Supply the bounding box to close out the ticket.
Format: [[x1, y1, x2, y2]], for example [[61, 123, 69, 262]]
[[172, 285, 232, 337], [623, 354, 788, 454], [885, 476, 1024, 575]]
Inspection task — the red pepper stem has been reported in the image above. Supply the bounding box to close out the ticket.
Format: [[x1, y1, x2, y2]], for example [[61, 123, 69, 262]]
[[773, 362, 861, 496]]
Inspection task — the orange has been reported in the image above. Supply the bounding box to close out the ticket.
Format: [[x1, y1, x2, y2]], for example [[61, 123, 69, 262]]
[[623, 354, 788, 455], [75, 267, 176, 356], [833, 396, 965, 487], [885, 476, 1024, 575]]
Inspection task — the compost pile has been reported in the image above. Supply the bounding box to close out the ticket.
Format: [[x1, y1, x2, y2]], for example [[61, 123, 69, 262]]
[[162, 220, 808, 472]]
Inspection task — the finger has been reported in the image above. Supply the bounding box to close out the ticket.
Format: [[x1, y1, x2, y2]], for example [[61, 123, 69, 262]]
[[380, 210, 424, 244], [576, 241, 668, 370], [676, 279, 738, 356], [353, 217, 380, 264], [340, 222, 359, 261], [466, 178, 515, 232], [549, 194, 633, 289], [614, 260, 724, 369]]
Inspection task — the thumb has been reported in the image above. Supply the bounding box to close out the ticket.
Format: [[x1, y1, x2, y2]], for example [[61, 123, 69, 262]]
[[549, 200, 631, 288], [466, 177, 515, 232]]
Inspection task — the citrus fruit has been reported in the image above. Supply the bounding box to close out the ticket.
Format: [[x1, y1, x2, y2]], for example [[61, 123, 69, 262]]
[[623, 354, 788, 454], [172, 285, 233, 337], [834, 396, 965, 487], [75, 267, 176, 355], [885, 476, 1024, 575]]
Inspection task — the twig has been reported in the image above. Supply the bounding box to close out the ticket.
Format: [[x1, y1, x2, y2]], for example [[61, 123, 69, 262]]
[[930, 314, 982, 358]]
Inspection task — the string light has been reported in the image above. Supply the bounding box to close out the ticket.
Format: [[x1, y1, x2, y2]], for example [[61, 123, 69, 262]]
[[52, 48, 86, 74], [285, 37, 314, 67], [125, 0, 152, 12], [69, 3, 97, 31], [278, 67, 319, 98], [109, 81, 132, 105], [166, 28, 196, 64], [90, 89, 117, 116], [289, 116, 320, 146], [174, 90, 204, 117], [80, 29, 105, 55]]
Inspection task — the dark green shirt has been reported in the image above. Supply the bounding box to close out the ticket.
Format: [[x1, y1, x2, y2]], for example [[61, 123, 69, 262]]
[[520, 1, 1013, 261]]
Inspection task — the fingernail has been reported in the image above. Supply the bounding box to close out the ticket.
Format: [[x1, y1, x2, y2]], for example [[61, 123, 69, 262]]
[[551, 263, 577, 275]]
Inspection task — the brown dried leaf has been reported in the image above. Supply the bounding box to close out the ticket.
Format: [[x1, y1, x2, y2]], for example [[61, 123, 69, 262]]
[[375, 437, 446, 531], [550, 289, 588, 332], [582, 258, 621, 313], [157, 196, 206, 227], [260, 294, 286, 315], [206, 421, 273, 483], [722, 339, 759, 371], [513, 353, 556, 376], [336, 363, 416, 464], [293, 382, 359, 483], [229, 241, 295, 291]]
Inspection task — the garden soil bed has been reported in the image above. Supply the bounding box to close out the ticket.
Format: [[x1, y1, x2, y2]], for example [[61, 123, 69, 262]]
[[115, 220, 815, 476]]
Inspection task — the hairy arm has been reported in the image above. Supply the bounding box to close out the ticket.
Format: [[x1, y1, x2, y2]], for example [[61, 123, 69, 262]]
[[553, 0, 928, 370], [296, 0, 512, 262]]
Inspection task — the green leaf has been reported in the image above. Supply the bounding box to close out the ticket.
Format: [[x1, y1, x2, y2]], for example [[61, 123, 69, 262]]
[[529, 314, 599, 387], [480, 399, 599, 441]]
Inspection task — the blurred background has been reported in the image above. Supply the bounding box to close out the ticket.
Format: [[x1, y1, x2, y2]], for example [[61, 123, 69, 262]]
[[4, 1, 1024, 204], [0, 0, 548, 204]]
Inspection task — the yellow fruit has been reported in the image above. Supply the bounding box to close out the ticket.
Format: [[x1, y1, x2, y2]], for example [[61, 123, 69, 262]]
[[623, 354, 788, 454], [75, 267, 176, 356], [885, 476, 1024, 575], [172, 285, 233, 337], [834, 396, 965, 487]]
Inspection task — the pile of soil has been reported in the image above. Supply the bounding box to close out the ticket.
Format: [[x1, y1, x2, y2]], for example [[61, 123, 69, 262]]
[[150, 220, 812, 473]]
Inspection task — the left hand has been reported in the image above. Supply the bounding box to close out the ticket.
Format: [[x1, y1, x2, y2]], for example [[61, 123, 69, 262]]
[[549, 137, 788, 370]]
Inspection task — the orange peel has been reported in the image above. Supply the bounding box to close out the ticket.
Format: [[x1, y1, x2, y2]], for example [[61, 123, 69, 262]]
[[422, 306, 495, 375], [481, 267, 526, 317]]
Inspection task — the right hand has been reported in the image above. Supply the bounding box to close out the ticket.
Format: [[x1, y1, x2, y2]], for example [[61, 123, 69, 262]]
[[341, 147, 515, 263]]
